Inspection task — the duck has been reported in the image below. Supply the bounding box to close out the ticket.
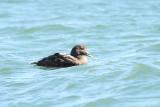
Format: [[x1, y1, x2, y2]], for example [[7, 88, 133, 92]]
[[32, 44, 89, 67]]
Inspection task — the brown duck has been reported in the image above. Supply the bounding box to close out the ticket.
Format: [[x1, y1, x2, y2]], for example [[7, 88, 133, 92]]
[[32, 44, 89, 67]]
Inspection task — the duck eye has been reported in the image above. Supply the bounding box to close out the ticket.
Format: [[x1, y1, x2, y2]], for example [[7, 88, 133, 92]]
[[80, 47, 84, 50]]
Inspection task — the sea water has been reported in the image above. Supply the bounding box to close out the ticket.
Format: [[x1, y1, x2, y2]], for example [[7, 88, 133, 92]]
[[0, 0, 160, 107]]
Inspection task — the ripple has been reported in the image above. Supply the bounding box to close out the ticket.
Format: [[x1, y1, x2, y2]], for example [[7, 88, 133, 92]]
[[144, 43, 160, 52], [0, 67, 12, 74], [0, 0, 29, 4], [20, 24, 76, 34], [123, 63, 160, 80], [0, 24, 77, 34], [0, 13, 10, 18], [77, 97, 118, 107]]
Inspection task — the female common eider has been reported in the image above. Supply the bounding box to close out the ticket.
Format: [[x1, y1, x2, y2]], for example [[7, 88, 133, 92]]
[[32, 44, 89, 67]]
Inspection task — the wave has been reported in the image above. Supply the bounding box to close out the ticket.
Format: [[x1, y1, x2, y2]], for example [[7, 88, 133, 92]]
[[123, 63, 160, 80]]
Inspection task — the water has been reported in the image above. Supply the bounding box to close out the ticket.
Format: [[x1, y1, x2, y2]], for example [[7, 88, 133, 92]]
[[0, 0, 160, 107]]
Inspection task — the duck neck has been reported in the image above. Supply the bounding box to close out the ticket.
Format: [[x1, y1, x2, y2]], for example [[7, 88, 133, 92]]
[[76, 55, 88, 64]]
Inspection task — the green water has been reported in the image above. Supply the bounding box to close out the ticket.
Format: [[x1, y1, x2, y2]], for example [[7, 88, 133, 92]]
[[0, 0, 160, 107]]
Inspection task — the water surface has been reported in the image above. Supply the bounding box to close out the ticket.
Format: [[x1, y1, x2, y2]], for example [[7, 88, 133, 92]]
[[0, 0, 160, 107]]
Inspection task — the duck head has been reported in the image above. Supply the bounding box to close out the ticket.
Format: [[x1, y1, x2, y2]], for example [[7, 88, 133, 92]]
[[70, 44, 89, 58]]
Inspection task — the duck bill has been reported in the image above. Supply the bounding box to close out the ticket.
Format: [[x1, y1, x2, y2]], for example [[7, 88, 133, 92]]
[[86, 53, 92, 57]]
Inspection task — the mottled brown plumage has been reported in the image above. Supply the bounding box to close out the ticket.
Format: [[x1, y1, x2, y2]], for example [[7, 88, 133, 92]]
[[32, 44, 89, 67]]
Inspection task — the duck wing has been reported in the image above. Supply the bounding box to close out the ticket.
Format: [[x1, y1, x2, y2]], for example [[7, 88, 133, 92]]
[[34, 53, 79, 67]]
